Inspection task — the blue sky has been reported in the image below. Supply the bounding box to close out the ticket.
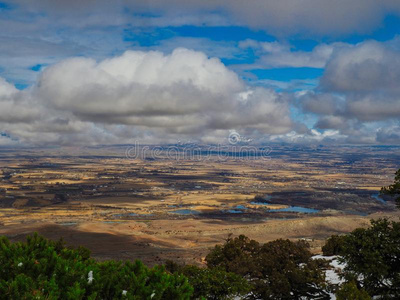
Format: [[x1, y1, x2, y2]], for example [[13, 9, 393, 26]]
[[2, 1, 400, 89], [1, 1, 400, 146]]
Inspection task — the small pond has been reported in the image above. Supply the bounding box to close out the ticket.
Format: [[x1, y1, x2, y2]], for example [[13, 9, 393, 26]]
[[371, 193, 386, 204], [169, 209, 200, 215], [272, 206, 319, 213]]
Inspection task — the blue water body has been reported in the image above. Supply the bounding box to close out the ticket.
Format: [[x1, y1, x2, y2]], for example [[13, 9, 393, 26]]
[[235, 205, 247, 210], [223, 205, 247, 214], [227, 209, 243, 214], [169, 209, 200, 215], [250, 201, 319, 213], [113, 213, 138, 218], [371, 193, 386, 204], [272, 206, 319, 214]]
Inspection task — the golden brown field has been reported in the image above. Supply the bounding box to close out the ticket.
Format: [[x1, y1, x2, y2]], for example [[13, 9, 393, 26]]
[[1, 145, 399, 265]]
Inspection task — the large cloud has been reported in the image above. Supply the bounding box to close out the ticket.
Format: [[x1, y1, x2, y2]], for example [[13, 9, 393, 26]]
[[37, 49, 292, 133], [299, 38, 400, 143], [0, 78, 42, 123], [10, 0, 400, 35], [321, 40, 400, 93], [0, 49, 294, 146], [377, 125, 400, 144], [312, 40, 400, 122]]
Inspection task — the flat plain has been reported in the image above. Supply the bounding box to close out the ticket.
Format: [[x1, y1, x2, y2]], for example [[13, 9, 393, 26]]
[[1, 145, 399, 265]]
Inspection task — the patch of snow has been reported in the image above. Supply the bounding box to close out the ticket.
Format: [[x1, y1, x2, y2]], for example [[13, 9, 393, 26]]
[[313, 255, 347, 299], [87, 270, 94, 284]]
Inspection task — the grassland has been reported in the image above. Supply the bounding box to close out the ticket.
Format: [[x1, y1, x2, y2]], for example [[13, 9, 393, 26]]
[[0, 145, 399, 265]]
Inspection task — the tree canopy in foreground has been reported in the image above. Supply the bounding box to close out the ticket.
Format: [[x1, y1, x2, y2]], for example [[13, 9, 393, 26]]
[[1, 217, 400, 299], [381, 168, 400, 207], [0, 234, 192, 300], [206, 235, 330, 299], [339, 218, 400, 299]]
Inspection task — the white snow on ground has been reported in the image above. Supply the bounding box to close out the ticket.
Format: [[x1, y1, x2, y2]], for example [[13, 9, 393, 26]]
[[313, 255, 347, 300]]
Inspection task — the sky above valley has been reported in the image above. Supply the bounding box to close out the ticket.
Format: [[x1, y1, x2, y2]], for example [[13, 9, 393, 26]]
[[1, 0, 400, 146]]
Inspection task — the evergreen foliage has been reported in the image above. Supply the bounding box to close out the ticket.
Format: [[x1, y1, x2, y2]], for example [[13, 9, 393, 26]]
[[322, 234, 346, 256], [339, 218, 400, 299], [206, 235, 330, 299], [2, 217, 400, 299], [165, 262, 251, 300], [0, 233, 193, 300], [336, 281, 371, 300], [381, 168, 400, 207]]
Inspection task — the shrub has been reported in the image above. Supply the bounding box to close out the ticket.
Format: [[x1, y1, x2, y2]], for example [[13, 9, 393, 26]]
[[336, 281, 371, 300], [0, 233, 193, 299], [179, 265, 250, 300], [206, 235, 330, 299], [381, 168, 400, 207], [322, 234, 346, 256], [164, 260, 250, 300], [339, 219, 400, 298]]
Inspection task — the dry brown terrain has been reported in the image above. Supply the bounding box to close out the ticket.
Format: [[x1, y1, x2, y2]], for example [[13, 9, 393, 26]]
[[0, 145, 399, 265]]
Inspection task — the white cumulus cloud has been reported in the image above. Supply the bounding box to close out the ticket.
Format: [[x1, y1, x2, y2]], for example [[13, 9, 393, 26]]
[[0, 49, 294, 146]]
